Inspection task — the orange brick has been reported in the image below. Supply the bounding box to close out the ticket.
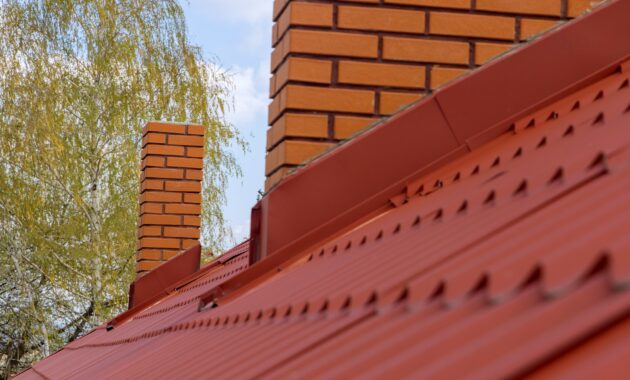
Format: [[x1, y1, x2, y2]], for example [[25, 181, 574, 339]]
[[338, 6, 425, 33], [272, 23, 279, 46], [166, 157, 204, 169], [164, 180, 201, 193], [140, 203, 162, 215], [141, 214, 181, 226], [265, 167, 292, 191], [163, 250, 180, 260], [338, 61, 425, 89], [271, 37, 287, 71], [286, 29, 378, 59], [384, 0, 469, 9], [183, 215, 201, 227], [142, 122, 186, 135], [282, 85, 375, 114], [270, 75, 277, 96], [430, 12, 515, 40], [334, 116, 380, 139], [476, 0, 561, 16], [136, 260, 163, 272], [164, 227, 200, 239], [139, 237, 181, 249], [164, 204, 201, 215], [187, 125, 204, 135], [266, 147, 282, 175], [184, 193, 201, 204], [187, 147, 204, 158], [138, 226, 162, 237], [520, 19, 558, 40], [383, 37, 469, 64], [136, 249, 162, 261], [277, 2, 333, 36], [475, 42, 513, 64], [283, 140, 333, 165], [267, 113, 329, 149], [431, 67, 468, 89], [167, 135, 204, 147], [268, 95, 282, 123], [141, 191, 182, 203], [144, 168, 184, 179], [266, 140, 334, 175], [141, 156, 165, 169], [142, 133, 166, 146], [273, 57, 332, 96], [273, 0, 289, 20], [568, 0, 598, 17], [186, 169, 203, 180], [182, 239, 198, 249], [142, 144, 185, 157], [141, 179, 164, 192], [380, 91, 423, 115]]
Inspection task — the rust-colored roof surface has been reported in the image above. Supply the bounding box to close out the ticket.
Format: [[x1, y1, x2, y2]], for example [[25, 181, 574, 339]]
[[15, 1, 630, 379]]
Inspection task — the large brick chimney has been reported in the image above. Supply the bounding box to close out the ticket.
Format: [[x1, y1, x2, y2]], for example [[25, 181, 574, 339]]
[[265, 0, 596, 190], [136, 122, 204, 276]]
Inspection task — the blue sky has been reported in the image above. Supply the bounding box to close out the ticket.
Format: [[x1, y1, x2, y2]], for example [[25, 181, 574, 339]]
[[183, 0, 274, 243]]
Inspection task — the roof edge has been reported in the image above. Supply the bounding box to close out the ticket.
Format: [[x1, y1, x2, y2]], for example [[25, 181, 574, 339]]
[[112, 240, 250, 329]]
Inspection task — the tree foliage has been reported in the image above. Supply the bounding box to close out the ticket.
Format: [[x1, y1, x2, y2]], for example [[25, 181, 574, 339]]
[[0, 1, 242, 377]]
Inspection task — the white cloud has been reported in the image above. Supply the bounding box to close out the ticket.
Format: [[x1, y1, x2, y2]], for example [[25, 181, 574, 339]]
[[231, 220, 251, 243], [188, 0, 273, 52], [188, 0, 273, 24], [256, 57, 271, 87], [184, 0, 271, 244], [224, 60, 269, 132], [242, 21, 271, 52]]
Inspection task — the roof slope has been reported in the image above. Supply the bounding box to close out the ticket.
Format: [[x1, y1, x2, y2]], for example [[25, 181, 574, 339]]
[[15, 1, 630, 379], [17, 58, 630, 379]]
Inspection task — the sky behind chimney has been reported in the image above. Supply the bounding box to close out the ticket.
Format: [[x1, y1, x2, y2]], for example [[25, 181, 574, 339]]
[[183, 0, 273, 244]]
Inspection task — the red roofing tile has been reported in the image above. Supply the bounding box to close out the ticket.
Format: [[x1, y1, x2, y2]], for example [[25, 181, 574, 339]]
[[252, 0, 630, 272], [14, 1, 630, 378]]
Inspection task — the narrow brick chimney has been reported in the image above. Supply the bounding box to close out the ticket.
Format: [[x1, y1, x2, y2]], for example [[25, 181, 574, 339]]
[[136, 122, 204, 276], [265, 0, 595, 190]]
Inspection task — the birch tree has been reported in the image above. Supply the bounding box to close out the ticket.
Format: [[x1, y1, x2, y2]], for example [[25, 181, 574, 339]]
[[0, 1, 243, 377]]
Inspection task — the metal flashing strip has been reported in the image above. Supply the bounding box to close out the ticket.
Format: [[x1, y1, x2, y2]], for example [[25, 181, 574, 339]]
[[196, 0, 630, 307], [257, 0, 629, 268]]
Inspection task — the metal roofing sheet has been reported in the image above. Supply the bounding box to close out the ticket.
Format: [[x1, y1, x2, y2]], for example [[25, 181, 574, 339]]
[[254, 0, 630, 267], [16, 51, 630, 379]]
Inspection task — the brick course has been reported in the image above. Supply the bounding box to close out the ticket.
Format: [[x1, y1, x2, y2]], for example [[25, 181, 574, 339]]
[[520, 19, 559, 40], [338, 61, 425, 88], [338, 6, 425, 33], [136, 122, 204, 276], [429, 12, 515, 40], [475, 0, 562, 16], [383, 37, 469, 64], [266, 0, 597, 189]]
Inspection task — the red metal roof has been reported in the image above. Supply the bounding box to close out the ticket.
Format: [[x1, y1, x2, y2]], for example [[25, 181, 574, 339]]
[[15, 1, 630, 378], [251, 0, 630, 269]]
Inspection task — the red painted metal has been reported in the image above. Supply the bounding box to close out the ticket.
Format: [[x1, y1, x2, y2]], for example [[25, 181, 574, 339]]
[[436, 0, 630, 149], [252, 0, 630, 271], [13, 2, 630, 379], [128, 243, 201, 310], [109, 241, 249, 330], [204, 0, 630, 307]]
